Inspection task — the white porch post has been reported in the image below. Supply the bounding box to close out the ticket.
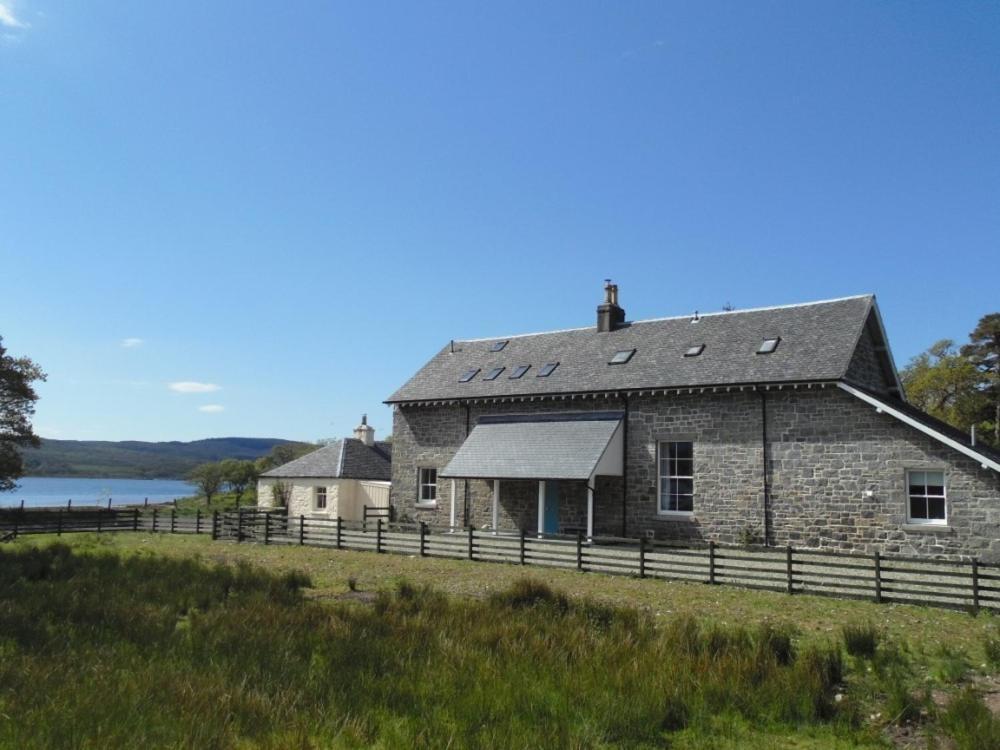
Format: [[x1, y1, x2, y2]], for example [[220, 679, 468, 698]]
[[586, 473, 595, 540], [537, 480, 546, 537], [449, 479, 457, 529], [492, 480, 500, 532]]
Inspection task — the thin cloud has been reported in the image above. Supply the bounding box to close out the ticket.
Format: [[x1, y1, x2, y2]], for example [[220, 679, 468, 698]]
[[121, 337, 144, 348], [198, 404, 225, 413], [0, 3, 28, 29], [168, 381, 221, 394]]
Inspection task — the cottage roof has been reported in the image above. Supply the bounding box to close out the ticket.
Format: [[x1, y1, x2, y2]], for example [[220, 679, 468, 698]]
[[260, 439, 392, 480], [387, 295, 899, 404]]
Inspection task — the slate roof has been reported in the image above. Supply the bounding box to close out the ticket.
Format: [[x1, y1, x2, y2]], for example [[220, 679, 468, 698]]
[[441, 412, 623, 480], [261, 439, 392, 480], [387, 295, 885, 403]]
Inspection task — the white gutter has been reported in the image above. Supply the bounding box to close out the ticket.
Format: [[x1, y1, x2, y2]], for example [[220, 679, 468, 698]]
[[837, 382, 1000, 473]]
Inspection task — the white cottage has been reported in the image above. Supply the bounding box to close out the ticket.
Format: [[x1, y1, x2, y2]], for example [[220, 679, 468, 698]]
[[257, 416, 391, 521]]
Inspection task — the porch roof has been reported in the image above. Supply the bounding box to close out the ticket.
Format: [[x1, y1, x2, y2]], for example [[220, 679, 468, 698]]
[[440, 411, 624, 481]]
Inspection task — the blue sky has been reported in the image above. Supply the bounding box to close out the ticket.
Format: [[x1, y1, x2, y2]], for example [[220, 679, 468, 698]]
[[1, 1, 997, 443]]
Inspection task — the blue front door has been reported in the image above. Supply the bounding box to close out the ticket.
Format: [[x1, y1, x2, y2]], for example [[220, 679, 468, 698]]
[[544, 481, 560, 534]]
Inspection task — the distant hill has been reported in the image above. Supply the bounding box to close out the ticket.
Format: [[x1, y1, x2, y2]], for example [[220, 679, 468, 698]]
[[20, 437, 300, 479]]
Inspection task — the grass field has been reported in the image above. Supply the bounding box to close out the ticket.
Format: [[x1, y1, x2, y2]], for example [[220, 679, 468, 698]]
[[3, 533, 1000, 749]]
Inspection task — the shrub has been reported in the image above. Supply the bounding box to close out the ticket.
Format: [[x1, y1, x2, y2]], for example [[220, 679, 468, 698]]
[[841, 621, 880, 659], [983, 633, 1000, 670], [940, 688, 1000, 750]]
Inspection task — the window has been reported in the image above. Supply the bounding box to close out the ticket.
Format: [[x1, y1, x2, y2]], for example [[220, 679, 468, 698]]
[[314, 486, 327, 510], [490, 340, 508, 352], [757, 338, 781, 354], [419, 468, 438, 504], [484, 366, 505, 381], [684, 344, 705, 357], [509, 365, 530, 379], [459, 367, 480, 382], [609, 349, 636, 365], [658, 441, 694, 514], [537, 362, 559, 377], [907, 470, 946, 524]]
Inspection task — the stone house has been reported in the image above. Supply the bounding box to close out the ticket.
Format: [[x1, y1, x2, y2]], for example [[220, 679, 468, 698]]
[[386, 283, 1000, 561], [257, 416, 391, 521]]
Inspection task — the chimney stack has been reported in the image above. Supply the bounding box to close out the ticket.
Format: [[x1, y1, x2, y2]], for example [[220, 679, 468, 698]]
[[353, 414, 375, 446], [597, 279, 626, 333]]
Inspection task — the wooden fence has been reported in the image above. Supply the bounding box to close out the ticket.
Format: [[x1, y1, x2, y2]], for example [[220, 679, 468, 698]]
[[3, 506, 999, 613]]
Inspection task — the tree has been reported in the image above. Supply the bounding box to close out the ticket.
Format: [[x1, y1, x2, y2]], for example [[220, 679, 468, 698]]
[[188, 462, 225, 505], [255, 442, 318, 473], [222, 459, 258, 506], [0, 337, 46, 492], [961, 313, 1000, 447], [272, 480, 292, 508], [900, 339, 985, 433]]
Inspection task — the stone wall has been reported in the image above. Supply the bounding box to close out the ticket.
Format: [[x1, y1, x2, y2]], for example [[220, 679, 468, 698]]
[[390, 387, 1000, 560], [257, 477, 364, 521]]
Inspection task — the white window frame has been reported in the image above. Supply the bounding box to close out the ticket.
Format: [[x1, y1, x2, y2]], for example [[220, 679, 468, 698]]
[[906, 470, 947, 525], [658, 441, 694, 516], [417, 467, 438, 507], [314, 486, 327, 511]]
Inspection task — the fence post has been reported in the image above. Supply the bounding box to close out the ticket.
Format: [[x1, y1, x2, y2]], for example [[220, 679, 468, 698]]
[[519, 528, 526, 565], [873, 550, 882, 604], [195, 509, 201, 535], [12, 511, 18, 538], [972, 558, 980, 613], [299, 515, 305, 546], [468, 525, 474, 560], [133, 508, 139, 532], [376, 518, 383, 554], [708, 541, 716, 585], [57, 508, 63, 536], [170, 510, 176, 534], [419, 521, 427, 557], [362, 505, 368, 531], [152, 508, 158, 533], [336, 517, 342, 550], [236, 511, 243, 543], [639, 536, 646, 579], [786, 546, 794, 595], [211, 510, 218, 541], [576, 531, 584, 572], [263, 513, 271, 545]]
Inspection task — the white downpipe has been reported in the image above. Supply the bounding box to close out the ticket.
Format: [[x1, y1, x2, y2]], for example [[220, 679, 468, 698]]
[[537, 480, 546, 537], [492, 479, 500, 533], [449, 479, 457, 530], [587, 473, 595, 540]]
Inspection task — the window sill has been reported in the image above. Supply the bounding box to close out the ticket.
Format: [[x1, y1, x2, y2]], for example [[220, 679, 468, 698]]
[[657, 511, 695, 520], [414, 502, 438, 510], [902, 523, 953, 534]]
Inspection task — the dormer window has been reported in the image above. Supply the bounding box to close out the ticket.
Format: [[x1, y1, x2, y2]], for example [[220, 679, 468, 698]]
[[684, 345, 705, 357], [757, 338, 780, 354], [537, 362, 559, 377], [609, 349, 636, 365], [458, 368, 480, 383], [490, 340, 508, 352], [484, 367, 505, 381], [509, 365, 530, 379]]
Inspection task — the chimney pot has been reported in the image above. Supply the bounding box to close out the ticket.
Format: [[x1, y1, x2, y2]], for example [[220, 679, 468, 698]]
[[597, 280, 626, 333]]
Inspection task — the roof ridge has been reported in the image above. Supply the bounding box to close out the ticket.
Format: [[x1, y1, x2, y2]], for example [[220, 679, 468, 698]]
[[455, 294, 874, 344]]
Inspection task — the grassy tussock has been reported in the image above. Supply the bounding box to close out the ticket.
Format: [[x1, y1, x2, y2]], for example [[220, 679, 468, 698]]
[[0, 544, 994, 748]]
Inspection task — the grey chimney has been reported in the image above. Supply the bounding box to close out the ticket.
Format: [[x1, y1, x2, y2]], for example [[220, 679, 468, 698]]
[[596, 279, 626, 333], [353, 414, 375, 446]]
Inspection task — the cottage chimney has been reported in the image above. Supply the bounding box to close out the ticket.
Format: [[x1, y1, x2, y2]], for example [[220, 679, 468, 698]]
[[596, 279, 626, 333], [353, 414, 375, 446]]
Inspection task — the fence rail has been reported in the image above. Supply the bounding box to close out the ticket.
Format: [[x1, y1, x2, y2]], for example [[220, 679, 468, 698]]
[[2, 507, 997, 613]]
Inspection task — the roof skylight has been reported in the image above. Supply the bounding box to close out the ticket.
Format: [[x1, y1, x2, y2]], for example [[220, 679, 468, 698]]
[[757, 338, 781, 354], [609, 349, 636, 365], [509, 365, 530, 379], [458, 367, 481, 382], [537, 362, 559, 377], [490, 340, 508, 352], [684, 344, 705, 357], [484, 366, 505, 381]]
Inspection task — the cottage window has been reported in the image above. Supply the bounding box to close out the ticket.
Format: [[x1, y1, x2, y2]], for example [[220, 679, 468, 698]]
[[419, 468, 438, 504], [658, 441, 694, 514], [907, 470, 946, 524], [314, 486, 327, 510]]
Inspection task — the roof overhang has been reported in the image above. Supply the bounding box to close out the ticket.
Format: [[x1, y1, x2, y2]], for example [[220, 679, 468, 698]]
[[838, 383, 1000, 474], [440, 411, 624, 480]]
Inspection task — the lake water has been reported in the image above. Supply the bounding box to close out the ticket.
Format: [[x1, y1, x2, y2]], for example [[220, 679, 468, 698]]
[[0, 477, 198, 508]]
